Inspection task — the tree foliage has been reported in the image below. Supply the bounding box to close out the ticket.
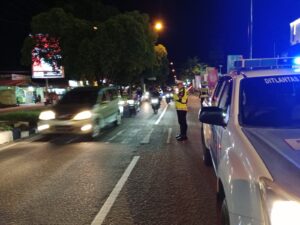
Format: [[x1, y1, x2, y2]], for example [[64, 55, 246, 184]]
[[180, 56, 207, 80], [21, 1, 160, 85]]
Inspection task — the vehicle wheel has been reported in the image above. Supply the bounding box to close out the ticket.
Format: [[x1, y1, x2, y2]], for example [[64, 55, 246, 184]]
[[220, 199, 230, 225], [201, 128, 212, 166], [114, 111, 122, 126], [91, 119, 101, 139]]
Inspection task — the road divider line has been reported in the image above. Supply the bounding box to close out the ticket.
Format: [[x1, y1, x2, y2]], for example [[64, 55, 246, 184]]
[[108, 130, 125, 141], [140, 128, 154, 144], [154, 104, 168, 125], [91, 156, 140, 225], [0, 143, 18, 152], [167, 128, 172, 144]]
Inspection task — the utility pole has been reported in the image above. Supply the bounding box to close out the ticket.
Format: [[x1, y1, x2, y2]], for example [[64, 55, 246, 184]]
[[250, 0, 253, 59]]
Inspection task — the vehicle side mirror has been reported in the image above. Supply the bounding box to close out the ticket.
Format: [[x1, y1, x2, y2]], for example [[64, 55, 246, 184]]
[[199, 106, 227, 127]]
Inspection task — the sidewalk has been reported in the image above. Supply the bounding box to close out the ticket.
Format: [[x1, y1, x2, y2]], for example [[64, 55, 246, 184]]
[[0, 103, 47, 114]]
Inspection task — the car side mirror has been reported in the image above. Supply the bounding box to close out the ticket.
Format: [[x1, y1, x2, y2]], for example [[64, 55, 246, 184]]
[[199, 106, 227, 127]]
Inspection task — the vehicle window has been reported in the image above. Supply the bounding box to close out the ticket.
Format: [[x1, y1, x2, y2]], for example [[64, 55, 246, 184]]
[[217, 81, 232, 123], [58, 89, 98, 105], [101, 92, 108, 102], [106, 89, 118, 100], [240, 75, 300, 128], [218, 81, 232, 111], [212, 77, 231, 105], [112, 89, 118, 100]]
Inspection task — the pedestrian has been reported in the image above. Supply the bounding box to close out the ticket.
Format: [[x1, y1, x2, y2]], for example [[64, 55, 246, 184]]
[[173, 80, 189, 141]]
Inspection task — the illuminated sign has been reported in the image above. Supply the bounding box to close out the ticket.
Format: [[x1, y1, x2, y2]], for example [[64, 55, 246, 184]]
[[31, 34, 64, 79], [32, 58, 64, 79]]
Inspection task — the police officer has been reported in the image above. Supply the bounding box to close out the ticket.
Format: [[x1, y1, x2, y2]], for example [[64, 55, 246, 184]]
[[173, 80, 188, 141]]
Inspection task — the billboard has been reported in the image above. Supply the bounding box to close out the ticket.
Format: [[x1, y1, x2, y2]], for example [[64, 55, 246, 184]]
[[31, 34, 64, 79], [32, 59, 64, 79], [206, 67, 218, 89], [290, 18, 300, 46]]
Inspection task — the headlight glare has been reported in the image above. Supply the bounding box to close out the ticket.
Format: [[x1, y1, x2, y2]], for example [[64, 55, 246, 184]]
[[127, 100, 134, 105], [73, 110, 92, 120], [271, 200, 300, 225], [151, 98, 159, 104], [39, 110, 55, 120], [260, 178, 300, 225]]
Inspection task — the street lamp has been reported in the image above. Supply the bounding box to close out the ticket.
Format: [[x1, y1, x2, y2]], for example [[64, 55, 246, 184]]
[[154, 21, 164, 32]]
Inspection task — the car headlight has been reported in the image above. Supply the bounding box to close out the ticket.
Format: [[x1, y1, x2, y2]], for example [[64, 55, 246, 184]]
[[260, 178, 300, 225], [73, 110, 92, 120], [118, 100, 126, 106], [151, 98, 159, 104], [39, 110, 55, 120], [127, 99, 134, 105]]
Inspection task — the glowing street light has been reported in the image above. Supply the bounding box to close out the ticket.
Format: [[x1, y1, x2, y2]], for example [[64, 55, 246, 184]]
[[154, 21, 164, 32]]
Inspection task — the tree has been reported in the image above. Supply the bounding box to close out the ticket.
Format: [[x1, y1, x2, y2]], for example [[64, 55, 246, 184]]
[[180, 56, 207, 81], [90, 11, 157, 85], [153, 44, 169, 83], [21, 5, 157, 86]]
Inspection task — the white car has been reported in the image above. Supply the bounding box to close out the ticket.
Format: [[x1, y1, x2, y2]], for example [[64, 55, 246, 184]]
[[200, 58, 300, 225], [38, 86, 121, 138]]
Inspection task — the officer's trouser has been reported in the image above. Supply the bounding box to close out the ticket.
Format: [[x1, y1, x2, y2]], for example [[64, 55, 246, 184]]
[[176, 110, 187, 137]]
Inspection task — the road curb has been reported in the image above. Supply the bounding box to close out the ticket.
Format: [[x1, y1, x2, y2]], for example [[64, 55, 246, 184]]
[[0, 129, 36, 145]]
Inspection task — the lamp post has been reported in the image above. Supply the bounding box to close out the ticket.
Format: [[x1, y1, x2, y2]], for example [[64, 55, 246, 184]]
[[249, 0, 253, 59], [218, 65, 223, 76]]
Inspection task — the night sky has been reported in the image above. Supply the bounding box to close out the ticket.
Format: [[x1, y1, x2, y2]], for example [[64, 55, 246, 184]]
[[1, 0, 300, 70]]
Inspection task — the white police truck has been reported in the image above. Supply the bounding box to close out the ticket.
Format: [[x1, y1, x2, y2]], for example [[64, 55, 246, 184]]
[[199, 57, 300, 225]]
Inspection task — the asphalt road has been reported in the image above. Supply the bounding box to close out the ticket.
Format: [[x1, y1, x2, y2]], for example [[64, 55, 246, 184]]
[[0, 95, 218, 225]]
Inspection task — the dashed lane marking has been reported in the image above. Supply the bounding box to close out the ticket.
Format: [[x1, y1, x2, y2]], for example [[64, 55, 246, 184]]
[[154, 104, 168, 125], [108, 130, 125, 141], [91, 156, 140, 225], [140, 128, 154, 144], [167, 128, 172, 144]]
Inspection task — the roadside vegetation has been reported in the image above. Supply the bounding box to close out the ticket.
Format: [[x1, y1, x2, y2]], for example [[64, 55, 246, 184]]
[[0, 110, 42, 130]]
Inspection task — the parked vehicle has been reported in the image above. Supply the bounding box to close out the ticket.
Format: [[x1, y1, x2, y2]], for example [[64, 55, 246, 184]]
[[38, 86, 121, 138], [199, 57, 300, 225]]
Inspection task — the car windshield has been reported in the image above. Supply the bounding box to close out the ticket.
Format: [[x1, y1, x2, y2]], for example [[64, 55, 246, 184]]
[[58, 88, 99, 105], [239, 75, 300, 128]]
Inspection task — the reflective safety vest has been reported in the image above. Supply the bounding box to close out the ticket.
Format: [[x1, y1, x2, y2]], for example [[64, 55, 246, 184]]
[[174, 87, 188, 111]]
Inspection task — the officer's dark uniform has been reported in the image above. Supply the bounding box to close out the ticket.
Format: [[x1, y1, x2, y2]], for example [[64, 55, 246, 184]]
[[173, 82, 188, 141]]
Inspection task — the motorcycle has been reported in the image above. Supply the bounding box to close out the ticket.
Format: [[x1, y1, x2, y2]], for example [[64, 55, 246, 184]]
[[165, 93, 173, 104], [151, 97, 160, 114]]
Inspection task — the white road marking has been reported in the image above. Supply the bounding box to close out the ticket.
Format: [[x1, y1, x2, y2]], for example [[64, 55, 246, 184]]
[[108, 130, 125, 141], [0, 134, 41, 152], [140, 128, 154, 144], [91, 156, 140, 225], [0, 143, 18, 152], [154, 104, 168, 125], [167, 128, 172, 144]]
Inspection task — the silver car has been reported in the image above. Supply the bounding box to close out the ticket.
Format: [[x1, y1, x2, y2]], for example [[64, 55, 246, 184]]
[[38, 86, 121, 138]]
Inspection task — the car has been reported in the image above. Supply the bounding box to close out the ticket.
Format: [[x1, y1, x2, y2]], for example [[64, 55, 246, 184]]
[[37, 86, 121, 138], [199, 57, 300, 225]]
